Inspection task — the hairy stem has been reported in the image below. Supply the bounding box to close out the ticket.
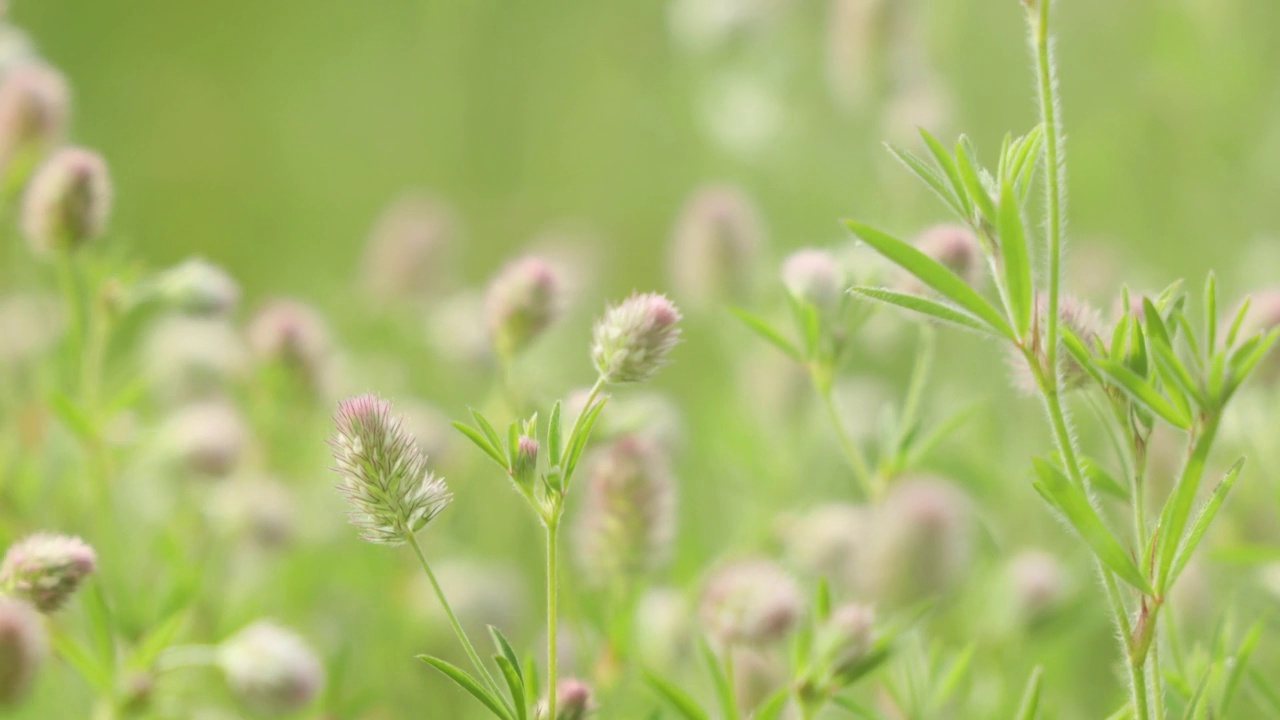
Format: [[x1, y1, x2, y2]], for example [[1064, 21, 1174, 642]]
[[546, 519, 561, 720], [407, 531, 502, 696], [1032, 0, 1065, 392]]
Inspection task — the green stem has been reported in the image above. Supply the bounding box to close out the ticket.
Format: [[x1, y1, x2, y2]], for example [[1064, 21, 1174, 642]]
[[546, 519, 561, 720], [406, 531, 503, 697], [815, 376, 878, 499], [1032, 0, 1065, 391], [1129, 658, 1151, 720], [562, 376, 607, 491], [56, 254, 85, 385]]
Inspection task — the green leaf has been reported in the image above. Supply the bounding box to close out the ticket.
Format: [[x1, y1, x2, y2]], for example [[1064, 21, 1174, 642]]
[[488, 626, 522, 686], [1030, 458, 1152, 593], [564, 394, 609, 485], [128, 609, 187, 671], [470, 408, 506, 454], [644, 671, 710, 720], [418, 655, 513, 720], [728, 306, 802, 361], [547, 402, 564, 470], [49, 626, 111, 692], [1218, 615, 1265, 716], [1080, 457, 1129, 501], [919, 128, 974, 219], [815, 577, 832, 622], [1170, 459, 1243, 585], [1154, 424, 1218, 592], [1013, 666, 1044, 720], [753, 690, 792, 720], [1092, 359, 1192, 429], [997, 171, 1033, 337], [84, 583, 117, 679], [698, 641, 739, 720], [495, 656, 527, 720], [452, 421, 510, 470], [955, 136, 997, 223], [849, 287, 1002, 337], [48, 390, 96, 442], [1204, 272, 1218, 357], [843, 221, 1013, 338], [831, 695, 887, 718], [885, 143, 966, 218]]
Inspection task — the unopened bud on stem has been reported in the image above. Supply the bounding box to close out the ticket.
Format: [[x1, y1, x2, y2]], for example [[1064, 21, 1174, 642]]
[[21, 146, 111, 256]]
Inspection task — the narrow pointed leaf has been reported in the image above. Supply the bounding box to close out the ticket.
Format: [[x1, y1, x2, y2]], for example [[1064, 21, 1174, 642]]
[[494, 656, 527, 720], [1218, 616, 1265, 716], [919, 128, 973, 219], [849, 287, 1001, 337], [470, 408, 506, 454], [418, 655, 513, 720], [955, 137, 997, 223], [885, 144, 965, 218], [548, 401, 563, 469], [1030, 459, 1152, 593], [728, 306, 802, 361], [644, 671, 710, 720], [998, 173, 1033, 336], [1170, 459, 1244, 586], [453, 422, 510, 469], [1013, 666, 1044, 720], [1092, 359, 1191, 429], [698, 640, 739, 720], [843, 221, 1014, 338]]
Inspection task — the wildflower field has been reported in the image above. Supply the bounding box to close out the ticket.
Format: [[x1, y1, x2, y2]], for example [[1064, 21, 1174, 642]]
[[4, 0, 1280, 718]]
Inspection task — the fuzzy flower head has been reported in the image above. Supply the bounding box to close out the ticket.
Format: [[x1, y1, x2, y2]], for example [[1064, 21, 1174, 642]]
[[217, 621, 323, 715], [866, 477, 972, 605], [151, 258, 240, 317], [163, 399, 248, 478], [247, 298, 331, 383], [361, 191, 456, 303], [574, 436, 676, 586], [0, 62, 68, 170], [818, 604, 875, 680], [329, 394, 452, 545], [592, 293, 682, 384], [669, 184, 764, 310], [21, 146, 111, 256], [0, 533, 97, 613], [485, 256, 563, 357], [1009, 294, 1103, 395], [699, 558, 802, 647], [537, 678, 593, 720], [781, 248, 846, 314], [911, 224, 983, 287], [0, 597, 45, 707]]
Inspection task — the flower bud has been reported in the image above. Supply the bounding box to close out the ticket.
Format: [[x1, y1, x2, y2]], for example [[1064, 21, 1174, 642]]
[[361, 191, 456, 303], [820, 604, 875, 679], [150, 258, 240, 317], [0, 533, 97, 612], [911, 224, 983, 287], [574, 436, 676, 587], [21, 146, 111, 256], [866, 477, 971, 605], [513, 434, 539, 490], [777, 503, 870, 594], [217, 621, 323, 715], [163, 399, 248, 478], [591, 293, 682, 384], [546, 678, 592, 720], [1008, 549, 1067, 623], [1008, 294, 1102, 395], [781, 248, 845, 313], [0, 597, 44, 707], [0, 62, 68, 176], [699, 559, 802, 647], [485, 256, 562, 357], [668, 184, 764, 310]]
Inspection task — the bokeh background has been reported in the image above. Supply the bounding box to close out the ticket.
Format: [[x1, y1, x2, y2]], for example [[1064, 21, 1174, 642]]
[[7, 0, 1280, 718]]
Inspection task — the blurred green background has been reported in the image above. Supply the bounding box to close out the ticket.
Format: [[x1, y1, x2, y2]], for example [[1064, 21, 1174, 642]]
[[16, 0, 1280, 301]]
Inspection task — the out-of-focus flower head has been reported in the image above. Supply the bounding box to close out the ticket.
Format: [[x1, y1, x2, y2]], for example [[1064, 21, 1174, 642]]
[[699, 558, 802, 647], [575, 436, 676, 587], [21, 146, 111, 256], [485, 255, 563, 358], [0, 533, 96, 613], [669, 184, 765, 310], [0, 62, 67, 176], [866, 476, 972, 605], [361, 190, 457, 303], [162, 398, 248, 478], [217, 621, 323, 715], [0, 597, 44, 707]]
